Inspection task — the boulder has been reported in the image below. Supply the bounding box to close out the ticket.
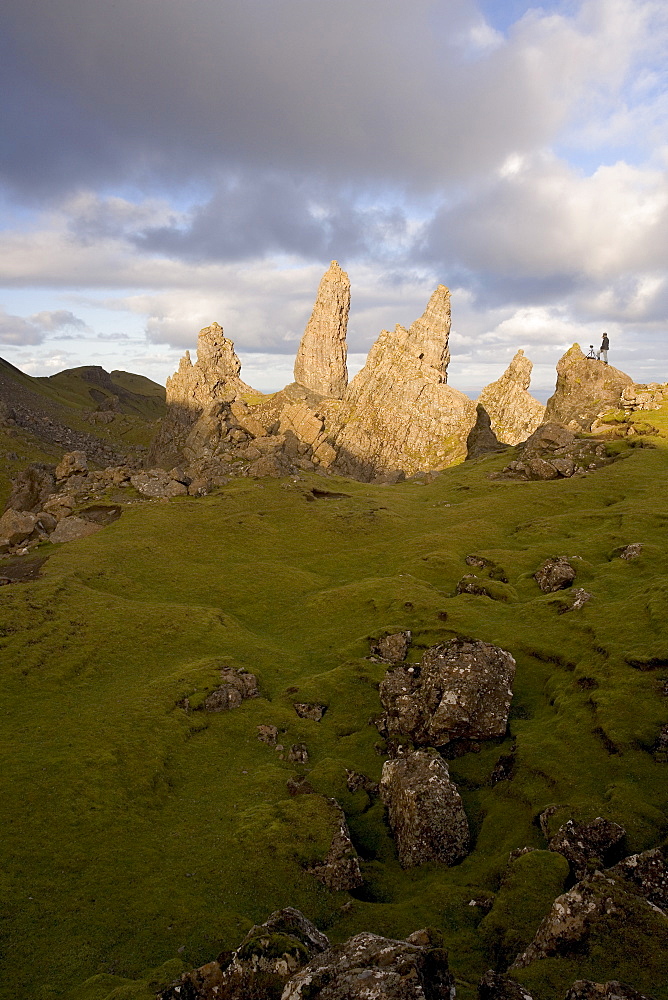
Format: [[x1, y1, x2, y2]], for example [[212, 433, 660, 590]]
[[49, 516, 103, 544], [287, 743, 309, 764], [619, 544, 643, 561], [534, 557, 576, 592], [201, 668, 259, 711], [607, 849, 668, 911], [294, 703, 326, 721], [379, 638, 516, 745], [129, 470, 188, 498], [308, 798, 363, 891], [477, 350, 545, 445], [380, 750, 469, 867], [478, 970, 535, 1000], [293, 260, 350, 399], [345, 769, 379, 797], [565, 981, 656, 1000], [369, 630, 412, 663], [257, 725, 279, 745], [282, 927, 455, 1000], [159, 907, 329, 1000], [324, 285, 477, 479], [544, 345, 634, 432], [4, 463, 56, 512], [0, 509, 39, 546], [55, 450, 88, 480], [548, 818, 626, 880]]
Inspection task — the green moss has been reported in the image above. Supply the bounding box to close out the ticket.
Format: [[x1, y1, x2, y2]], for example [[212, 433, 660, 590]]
[[2, 426, 668, 998]]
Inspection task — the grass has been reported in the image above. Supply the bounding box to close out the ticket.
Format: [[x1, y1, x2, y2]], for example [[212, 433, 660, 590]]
[[1, 410, 668, 999]]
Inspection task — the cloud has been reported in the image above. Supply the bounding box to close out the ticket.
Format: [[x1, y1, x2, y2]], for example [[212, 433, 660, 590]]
[[0, 308, 46, 346]]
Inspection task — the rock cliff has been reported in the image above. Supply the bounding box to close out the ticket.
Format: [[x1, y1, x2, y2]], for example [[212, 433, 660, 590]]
[[293, 261, 350, 398], [321, 286, 476, 480], [544, 344, 634, 432], [477, 350, 545, 445]]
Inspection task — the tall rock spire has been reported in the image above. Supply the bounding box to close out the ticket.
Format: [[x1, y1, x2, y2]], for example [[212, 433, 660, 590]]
[[293, 261, 350, 398]]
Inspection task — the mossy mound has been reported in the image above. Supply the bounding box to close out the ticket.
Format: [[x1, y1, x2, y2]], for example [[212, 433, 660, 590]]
[[1, 409, 668, 999]]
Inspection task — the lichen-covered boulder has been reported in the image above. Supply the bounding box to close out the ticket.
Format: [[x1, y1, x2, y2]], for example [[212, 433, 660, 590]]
[[478, 970, 535, 1000], [565, 981, 656, 1000], [380, 750, 469, 868], [369, 631, 412, 663], [159, 907, 329, 999], [534, 557, 576, 593], [0, 509, 39, 546], [55, 450, 88, 480], [544, 345, 634, 432], [607, 848, 668, 911], [201, 668, 259, 711], [308, 798, 363, 891], [548, 818, 626, 880], [379, 638, 516, 745], [281, 927, 455, 999]]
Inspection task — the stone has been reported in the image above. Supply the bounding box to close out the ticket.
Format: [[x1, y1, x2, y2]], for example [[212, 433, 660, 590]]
[[324, 286, 477, 479], [565, 981, 656, 1000], [129, 471, 188, 498], [619, 543, 643, 560], [201, 668, 259, 712], [55, 450, 88, 480], [523, 456, 561, 480], [282, 927, 455, 1000], [557, 588, 592, 613], [380, 750, 469, 868], [477, 350, 545, 445], [287, 743, 309, 764], [369, 630, 412, 663], [345, 769, 379, 797], [308, 798, 363, 891], [294, 702, 326, 721], [4, 463, 56, 512], [42, 494, 75, 521], [257, 725, 279, 745], [548, 818, 626, 880], [48, 516, 103, 544], [0, 509, 39, 545], [293, 260, 350, 398], [478, 970, 536, 1000], [247, 453, 293, 478], [379, 638, 516, 746], [159, 907, 329, 1000], [535, 557, 576, 592], [34, 512, 57, 536], [522, 422, 577, 455], [466, 403, 506, 459], [544, 345, 635, 432], [607, 849, 668, 911]]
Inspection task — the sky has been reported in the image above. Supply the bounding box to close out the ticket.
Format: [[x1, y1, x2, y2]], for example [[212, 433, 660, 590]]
[[1, 0, 667, 396]]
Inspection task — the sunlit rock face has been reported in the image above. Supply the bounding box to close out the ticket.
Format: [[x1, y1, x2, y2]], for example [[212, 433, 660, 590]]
[[321, 286, 476, 480], [293, 260, 350, 399], [544, 344, 634, 432], [149, 322, 255, 466], [477, 350, 545, 445]]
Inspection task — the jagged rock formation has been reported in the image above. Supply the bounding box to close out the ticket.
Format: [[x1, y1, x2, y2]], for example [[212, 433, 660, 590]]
[[544, 345, 634, 432], [477, 350, 545, 445], [322, 286, 476, 480], [293, 260, 350, 398], [378, 638, 516, 746], [498, 423, 613, 481], [149, 322, 254, 466], [380, 750, 469, 868]]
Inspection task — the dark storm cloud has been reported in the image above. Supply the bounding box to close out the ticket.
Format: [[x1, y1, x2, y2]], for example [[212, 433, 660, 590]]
[[1, 0, 559, 199], [133, 173, 413, 263]]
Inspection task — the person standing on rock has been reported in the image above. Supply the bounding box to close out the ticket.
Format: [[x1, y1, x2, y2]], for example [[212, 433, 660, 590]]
[[598, 333, 609, 364]]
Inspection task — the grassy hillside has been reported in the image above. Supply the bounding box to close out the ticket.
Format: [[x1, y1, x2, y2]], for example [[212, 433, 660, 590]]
[[1, 412, 667, 999]]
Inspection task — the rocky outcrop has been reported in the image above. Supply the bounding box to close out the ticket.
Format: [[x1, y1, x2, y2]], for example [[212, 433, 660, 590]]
[[478, 971, 536, 1000], [498, 423, 614, 481], [565, 981, 656, 1000], [308, 798, 363, 891], [293, 261, 350, 398], [323, 286, 477, 480], [159, 907, 329, 1000], [200, 668, 259, 712], [544, 345, 634, 432], [150, 323, 255, 466], [378, 638, 516, 746], [282, 927, 455, 1000], [548, 818, 626, 880], [607, 848, 668, 911], [534, 557, 576, 593], [477, 351, 545, 445], [380, 750, 469, 867], [293, 702, 326, 721], [369, 630, 412, 663]]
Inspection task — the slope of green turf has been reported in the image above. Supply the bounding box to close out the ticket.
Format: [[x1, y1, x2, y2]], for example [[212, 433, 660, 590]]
[[1, 414, 667, 1000]]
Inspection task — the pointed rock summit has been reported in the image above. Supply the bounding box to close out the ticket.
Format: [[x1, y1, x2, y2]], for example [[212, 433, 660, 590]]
[[477, 350, 545, 445], [149, 322, 255, 466], [322, 286, 476, 479], [293, 261, 350, 398], [544, 344, 634, 431]]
